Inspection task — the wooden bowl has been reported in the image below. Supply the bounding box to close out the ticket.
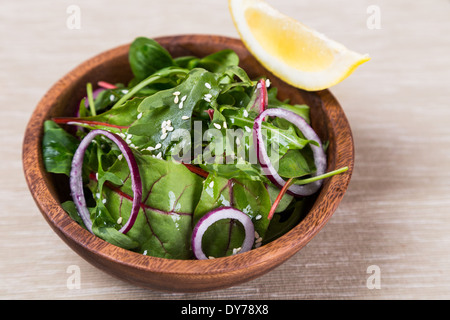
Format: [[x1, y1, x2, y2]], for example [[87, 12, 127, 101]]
[[22, 34, 354, 292]]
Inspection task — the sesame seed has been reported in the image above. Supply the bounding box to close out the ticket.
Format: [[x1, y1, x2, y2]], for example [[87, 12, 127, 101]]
[[254, 242, 262, 248], [161, 127, 167, 134], [155, 143, 162, 149], [109, 94, 115, 101], [245, 126, 251, 133], [96, 193, 100, 199], [117, 217, 123, 224], [255, 231, 260, 239], [223, 121, 227, 129], [179, 101, 184, 109], [205, 83, 211, 89], [213, 123, 221, 130], [118, 154, 123, 161], [156, 152, 162, 159], [173, 91, 181, 96], [265, 78, 271, 88], [102, 198, 107, 204], [208, 256, 215, 259], [167, 126, 174, 132], [174, 95, 179, 104], [182, 116, 190, 120], [137, 112, 143, 119], [256, 237, 263, 243], [161, 132, 168, 140], [130, 143, 136, 148], [181, 95, 187, 102], [204, 94, 212, 102], [243, 109, 249, 118], [255, 214, 262, 220], [122, 89, 129, 94]]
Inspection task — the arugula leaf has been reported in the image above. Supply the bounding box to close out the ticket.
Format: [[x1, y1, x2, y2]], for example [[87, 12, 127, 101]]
[[62, 200, 85, 226], [128, 68, 221, 157]]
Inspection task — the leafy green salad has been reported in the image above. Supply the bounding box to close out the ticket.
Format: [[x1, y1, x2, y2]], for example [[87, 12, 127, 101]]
[[42, 37, 347, 260]]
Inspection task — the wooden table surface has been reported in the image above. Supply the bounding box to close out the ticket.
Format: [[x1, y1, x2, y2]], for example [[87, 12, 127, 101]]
[[2, 0, 449, 300]]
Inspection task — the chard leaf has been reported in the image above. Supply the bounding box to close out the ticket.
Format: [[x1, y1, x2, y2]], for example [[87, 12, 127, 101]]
[[193, 174, 271, 258], [92, 154, 204, 259], [73, 97, 143, 132]]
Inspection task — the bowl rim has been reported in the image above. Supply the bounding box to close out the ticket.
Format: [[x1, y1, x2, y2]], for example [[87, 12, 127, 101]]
[[22, 34, 354, 277]]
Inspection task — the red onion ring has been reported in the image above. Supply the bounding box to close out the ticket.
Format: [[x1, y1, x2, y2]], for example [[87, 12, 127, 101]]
[[70, 129, 142, 234], [83, 88, 105, 108], [253, 108, 327, 197], [249, 78, 268, 114], [191, 207, 255, 260]]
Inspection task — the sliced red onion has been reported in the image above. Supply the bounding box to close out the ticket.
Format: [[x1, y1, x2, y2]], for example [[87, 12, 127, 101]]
[[70, 129, 142, 234], [249, 78, 268, 114], [253, 108, 327, 197], [83, 88, 105, 108], [191, 207, 255, 260]]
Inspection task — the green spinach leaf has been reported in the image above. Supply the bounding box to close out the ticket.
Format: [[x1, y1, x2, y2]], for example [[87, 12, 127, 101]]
[[129, 37, 175, 81], [42, 120, 80, 176]]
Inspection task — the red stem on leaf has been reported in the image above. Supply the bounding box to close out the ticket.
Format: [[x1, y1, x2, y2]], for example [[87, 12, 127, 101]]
[[182, 163, 209, 178], [53, 117, 129, 130], [268, 178, 294, 220], [97, 81, 118, 89], [205, 109, 214, 121]]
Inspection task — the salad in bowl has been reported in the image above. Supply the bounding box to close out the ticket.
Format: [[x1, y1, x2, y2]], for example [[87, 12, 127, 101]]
[[42, 37, 347, 260]]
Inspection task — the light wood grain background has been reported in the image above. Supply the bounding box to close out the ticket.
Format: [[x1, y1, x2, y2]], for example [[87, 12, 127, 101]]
[[1, 0, 449, 299]]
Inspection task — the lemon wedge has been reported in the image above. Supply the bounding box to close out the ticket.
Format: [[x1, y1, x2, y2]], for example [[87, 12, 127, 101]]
[[229, 0, 370, 91]]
